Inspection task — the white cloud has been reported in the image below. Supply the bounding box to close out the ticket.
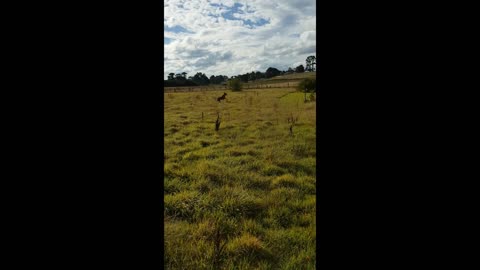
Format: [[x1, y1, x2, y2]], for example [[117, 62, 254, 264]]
[[164, 0, 316, 79]]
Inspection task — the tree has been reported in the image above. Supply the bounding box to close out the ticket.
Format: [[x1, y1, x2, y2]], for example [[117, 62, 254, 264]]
[[297, 78, 316, 92], [295, 65, 305, 73], [265, 67, 281, 78], [248, 71, 256, 81], [239, 74, 249, 83], [287, 67, 294, 73], [305, 56, 316, 72], [208, 75, 228, 85], [181, 72, 187, 78], [168, 73, 175, 80], [210, 75, 216, 84], [227, 78, 242, 91], [192, 72, 210, 85]]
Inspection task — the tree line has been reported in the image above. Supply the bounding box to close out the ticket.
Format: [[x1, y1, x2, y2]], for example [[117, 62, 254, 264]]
[[165, 55, 315, 87]]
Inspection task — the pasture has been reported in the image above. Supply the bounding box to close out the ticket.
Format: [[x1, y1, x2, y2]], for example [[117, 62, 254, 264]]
[[164, 83, 316, 269], [164, 72, 317, 93]]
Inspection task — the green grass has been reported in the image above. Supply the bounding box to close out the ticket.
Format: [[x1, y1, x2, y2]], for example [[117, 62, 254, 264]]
[[164, 87, 316, 269]]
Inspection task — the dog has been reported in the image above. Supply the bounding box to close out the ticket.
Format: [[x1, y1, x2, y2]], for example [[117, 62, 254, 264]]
[[217, 92, 227, 102]]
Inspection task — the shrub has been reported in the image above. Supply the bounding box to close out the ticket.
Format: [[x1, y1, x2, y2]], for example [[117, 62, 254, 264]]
[[228, 78, 243, 91], [297, 78, 316, 92]]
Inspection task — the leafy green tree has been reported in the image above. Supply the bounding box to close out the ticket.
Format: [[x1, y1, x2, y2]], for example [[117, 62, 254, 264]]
[[239, 74, 249, 83], [192, 72, 210, 85], [227, 78, 242, 91], [248, 71, 256, 81], [208, 75, 228, 85], [297, 78, 316, 92], [306, 56, 316, 72], [168, 73, 175, 80], [209, 75, 216, 84], [265, 67, 281, 78], [295, 65, 305, 73]]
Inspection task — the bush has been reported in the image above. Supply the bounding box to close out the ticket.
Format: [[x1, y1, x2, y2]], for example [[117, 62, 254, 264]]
[[228, 78, 243, 91], [297, 78, 316, 92]]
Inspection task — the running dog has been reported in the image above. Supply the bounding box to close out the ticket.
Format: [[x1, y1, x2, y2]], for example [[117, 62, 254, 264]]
[[217, 92, 227, 102]]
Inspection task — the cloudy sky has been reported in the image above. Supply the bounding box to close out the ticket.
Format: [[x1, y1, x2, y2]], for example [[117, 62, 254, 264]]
[[164, 0, 316, 80]]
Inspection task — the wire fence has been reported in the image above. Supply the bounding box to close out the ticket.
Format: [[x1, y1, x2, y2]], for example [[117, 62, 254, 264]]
[[164, 81, 300, 93]]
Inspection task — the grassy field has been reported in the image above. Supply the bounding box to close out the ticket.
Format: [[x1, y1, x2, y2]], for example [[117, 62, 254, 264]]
[[164, 78, 316, 269]]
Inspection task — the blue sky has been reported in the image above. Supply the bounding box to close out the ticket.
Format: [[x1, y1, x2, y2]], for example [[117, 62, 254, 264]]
[[164, 0, 316, 79]]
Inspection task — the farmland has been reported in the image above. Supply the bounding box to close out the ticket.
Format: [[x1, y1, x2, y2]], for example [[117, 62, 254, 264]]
[[164, 73, 316, 269], [164, 72, 317, 93]]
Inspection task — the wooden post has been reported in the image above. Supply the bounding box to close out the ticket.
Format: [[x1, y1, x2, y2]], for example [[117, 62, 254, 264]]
[[215, 113, 221, 131]]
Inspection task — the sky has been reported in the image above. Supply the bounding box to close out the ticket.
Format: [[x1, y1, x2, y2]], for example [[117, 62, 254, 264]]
[[164, 0, 316, 80]]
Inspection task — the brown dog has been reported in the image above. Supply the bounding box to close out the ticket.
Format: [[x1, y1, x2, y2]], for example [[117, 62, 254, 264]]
[[217, 92, 227, 102]]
